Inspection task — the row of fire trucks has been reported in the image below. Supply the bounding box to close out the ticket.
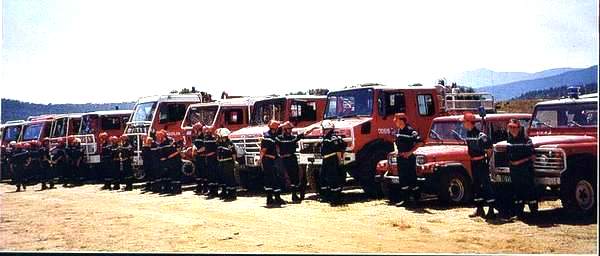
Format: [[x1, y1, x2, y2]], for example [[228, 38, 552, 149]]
[[2, 83, 595, 216]]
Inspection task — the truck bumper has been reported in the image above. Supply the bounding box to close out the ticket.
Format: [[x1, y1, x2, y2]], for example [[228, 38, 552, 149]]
[[298, 152, 356, 166]]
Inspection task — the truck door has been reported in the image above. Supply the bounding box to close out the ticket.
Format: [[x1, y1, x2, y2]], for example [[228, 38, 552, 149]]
[[156, 102, 191, 142], [377, 90, 406, 138], [414, 93, 437, 141]]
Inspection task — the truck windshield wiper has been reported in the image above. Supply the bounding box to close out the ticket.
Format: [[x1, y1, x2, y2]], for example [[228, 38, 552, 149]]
[[429, 130, 442, 141], [534, 119, 553, 128], [568, 120, 583, 127], [450, 129, 464, 140]]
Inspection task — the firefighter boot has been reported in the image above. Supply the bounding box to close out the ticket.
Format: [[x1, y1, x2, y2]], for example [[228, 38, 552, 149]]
[[266, 190, 274, 207], [527, 200, 539, 215], [207, 185, 219, 199], [274, 191, 286, 206], [22, 183, 26, 191], [485, 201, 497, 220], [16, 184, 21, 192], [113, 183, 120, 191], [218, 186, 227, 199], [291, 188, 301, 203], [318, 187, 330, 202], [125, 182, 133, 191], [469, 200, 485, 218], [194, 180, 203, 194], [299, 185, 306, 201], [49, 180, 55, 189], [228, 188, 237, 201], [41, 182, 48, 190], [172, 181, 182, 195], [202, 180, 210, 194], [330, 190, 343, 206], [101, 181, 111, 190]]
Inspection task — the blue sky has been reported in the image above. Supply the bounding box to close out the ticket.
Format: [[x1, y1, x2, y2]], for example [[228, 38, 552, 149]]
[[1, 0, 598, 104]]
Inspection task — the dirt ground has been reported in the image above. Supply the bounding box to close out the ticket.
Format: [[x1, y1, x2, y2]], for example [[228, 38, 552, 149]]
[[0, 182, 597, 254]]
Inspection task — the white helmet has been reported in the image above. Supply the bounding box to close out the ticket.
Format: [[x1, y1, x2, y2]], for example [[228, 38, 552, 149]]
[[217, 128, 231, 137], [321, 120, 335, 130], [9, 141, 17, 147]]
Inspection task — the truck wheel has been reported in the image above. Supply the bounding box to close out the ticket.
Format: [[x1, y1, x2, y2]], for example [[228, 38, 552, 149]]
[[561, 170, 596, 217], [357, 150, 387, 198], [438, 170, 471, 204], [380, 181, 401, 203]]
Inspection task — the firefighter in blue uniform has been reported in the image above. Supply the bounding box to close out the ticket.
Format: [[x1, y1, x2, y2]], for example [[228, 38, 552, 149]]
[[191, 122, 209, 194], [200, 126, 219, 198], [98, 133, 112, 190], [393, 113, 423, 207], [50, 138, 67, 189], [142, 136, 158, 192], [506, 119, 538, 217], [261, 120, 285, 207], [116, 135, 134, 191], [216, 128, 238, 201], [39, 138, 54, 190], [275, 121, 317, 203], [66, 136, 84, 186], [156, 130, 182, 194], [462, 112, 496, 219], [319, 120, 346, 206], [11, 142, 31, 192], [104, 136, 119, 190]]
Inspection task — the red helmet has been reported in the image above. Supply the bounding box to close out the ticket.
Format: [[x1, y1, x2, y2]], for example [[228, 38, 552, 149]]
[[109, 136, 119, 143], [204, 125, 215, 134], [459, 112, 477, 123], [280, 121, 294, 129], [193, 122, 204, 133], [57, 137, 66, 145], [67, 135, 76, 144], [156, 129, 167, 138], [120, 134, 129, 142], [98, 132, 109, 142], [268, 120, 280, 129], [144, 136, 154, 146]]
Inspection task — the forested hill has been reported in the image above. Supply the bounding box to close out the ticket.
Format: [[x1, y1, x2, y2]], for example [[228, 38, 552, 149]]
[[512, 83, 597, 100], [1, 99, 135, 123]]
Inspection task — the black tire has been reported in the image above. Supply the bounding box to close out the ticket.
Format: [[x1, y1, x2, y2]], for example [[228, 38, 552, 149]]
[[132, 165, 146, 180], [561, 163, 597, 217], [380, 181, 401, 203], [438, 170, 472, 204], [356, 150, 388, 198]]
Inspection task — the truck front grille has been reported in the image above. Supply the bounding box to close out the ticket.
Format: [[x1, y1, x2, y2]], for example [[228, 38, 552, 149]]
[[231, 138, 261, 154], [300, 141, 321, 154], [533, 148, 566, 175]]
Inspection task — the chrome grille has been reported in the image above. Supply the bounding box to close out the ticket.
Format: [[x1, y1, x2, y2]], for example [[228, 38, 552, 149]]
[[533, 148, 566, 174], [300, 141, 321, 154], [231, 138, 261, 154]]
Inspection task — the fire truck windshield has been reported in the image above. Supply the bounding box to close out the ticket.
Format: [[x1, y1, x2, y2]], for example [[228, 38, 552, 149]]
[[131, 102, 157, 122], [531, 103, 598, 128], [325, 88, 373, 119], [80, 115, 98, 135], [430, 121, 482, 141], [184, 106, 218, 127], [251, 99, 285, 125], [22, 123, 43, 141], [2, 126, 21, 143]]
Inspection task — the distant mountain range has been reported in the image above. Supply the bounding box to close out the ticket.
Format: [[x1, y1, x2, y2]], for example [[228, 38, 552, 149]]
[[476, 65, 598, 100], [1, 99, 134, 124], [449, 67, 580, 88]]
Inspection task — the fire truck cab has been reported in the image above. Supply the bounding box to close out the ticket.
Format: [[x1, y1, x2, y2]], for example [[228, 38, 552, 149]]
[[229, 95, 327, 188], [1, 120, 26, 180], [181, 97, 258, 147], [491, 89, 598, 216], [297, 83, 495, 197], [76, 110, 133, 165], [123, 94, 209, 179], [49, 113, 84, 146]]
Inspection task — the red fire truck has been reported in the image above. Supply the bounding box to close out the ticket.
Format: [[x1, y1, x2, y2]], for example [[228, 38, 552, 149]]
[[491, 90, 597, 216], [49, 113, 84, 146], [1, 120, 26, 180], [229, 95, 327, 188], [123, 94, 210, 179], [297, 83, 495, 197], [76, 110, 133, 166]]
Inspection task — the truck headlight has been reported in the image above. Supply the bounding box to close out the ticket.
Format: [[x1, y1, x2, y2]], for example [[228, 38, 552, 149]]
[[416, 155, 426, 165]]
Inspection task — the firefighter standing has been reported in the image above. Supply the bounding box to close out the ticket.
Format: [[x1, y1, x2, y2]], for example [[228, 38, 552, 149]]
[[319, 120, 346, 206], [506, 119, 538, 217], [201, 126, 220, 198], [393, 113, 423, 207], [275, 121, 317, 203], [261, 120, 285, 207], [106, 136, 120, 189], [462, 112, 496, 219], [142, 136, 158, 191], [98, 133, 113, 190], [216, 128, 238, 201], [116, 135, 134, 191], [50, 138, 67, 188], [66, 137, 84, 186], [191, 122, 208, 194], [11, 142, 31, 192], [39, 138, 54, 190], [156, 130, 182, 194]]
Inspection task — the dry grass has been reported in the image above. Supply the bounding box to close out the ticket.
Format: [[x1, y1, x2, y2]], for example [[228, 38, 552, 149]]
[[0, 183, 597, 253]]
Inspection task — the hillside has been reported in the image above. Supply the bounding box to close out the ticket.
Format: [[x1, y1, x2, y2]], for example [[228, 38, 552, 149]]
[[477, 65, 598, 100], [513, 83, 597, 100], [449, 67, 578, 88], [0, 99, 135, 123]]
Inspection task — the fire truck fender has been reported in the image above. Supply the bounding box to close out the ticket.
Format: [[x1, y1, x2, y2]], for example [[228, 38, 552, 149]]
[[351, 139, 394, 198], [355, 139, 394, 162]]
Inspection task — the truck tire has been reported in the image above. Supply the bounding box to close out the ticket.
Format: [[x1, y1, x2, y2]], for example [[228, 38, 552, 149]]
[[380, 181, 401, 203], [356, 150, 387, 198], [561, 164, 597, 217], [438, 170, 472, 205], [133, 165, 146, 180]]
